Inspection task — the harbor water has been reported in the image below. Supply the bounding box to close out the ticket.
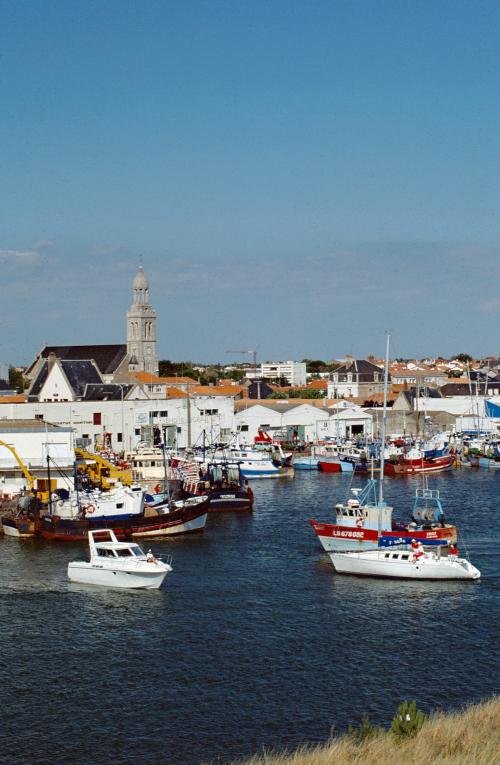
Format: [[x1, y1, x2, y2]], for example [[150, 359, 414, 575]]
[[0, 469, 498, 765]]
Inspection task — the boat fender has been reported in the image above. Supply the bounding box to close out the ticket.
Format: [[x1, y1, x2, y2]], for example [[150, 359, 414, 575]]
[[86, 504, 95, 514]]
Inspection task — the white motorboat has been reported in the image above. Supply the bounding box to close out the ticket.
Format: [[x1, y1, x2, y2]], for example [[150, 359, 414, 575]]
[[329, 547, 481, 580], [67, 529, 173, 589]]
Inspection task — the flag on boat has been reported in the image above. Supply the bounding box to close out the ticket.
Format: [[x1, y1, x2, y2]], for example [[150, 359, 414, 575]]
[[175, 460, 200, 494]]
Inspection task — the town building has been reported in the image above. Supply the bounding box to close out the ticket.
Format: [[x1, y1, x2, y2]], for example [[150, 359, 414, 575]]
[[234, 400, 373, 444], [327, 358, 388, 399], [245, 361, 307, 386]]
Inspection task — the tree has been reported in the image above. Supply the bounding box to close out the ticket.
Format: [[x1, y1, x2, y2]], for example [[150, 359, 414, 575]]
[[453, 353, 473, 363], [8, 367, 24, 392]]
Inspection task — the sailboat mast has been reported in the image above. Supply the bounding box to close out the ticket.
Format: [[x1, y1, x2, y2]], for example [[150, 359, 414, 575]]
[[378, 333, 390, 506]]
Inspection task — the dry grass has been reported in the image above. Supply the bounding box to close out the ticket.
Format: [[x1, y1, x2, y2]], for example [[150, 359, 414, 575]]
[[226, 697, 500, 765]]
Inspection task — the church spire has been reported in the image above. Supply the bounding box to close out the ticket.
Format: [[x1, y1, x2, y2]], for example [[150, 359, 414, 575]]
[[127, 265, 158, 375]]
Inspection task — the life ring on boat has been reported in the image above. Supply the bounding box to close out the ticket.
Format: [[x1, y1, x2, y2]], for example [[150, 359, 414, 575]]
[[86, 504, 95, 515], [356, 517, 364, 528]]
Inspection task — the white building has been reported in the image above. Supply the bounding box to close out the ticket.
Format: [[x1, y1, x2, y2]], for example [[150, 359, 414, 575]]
[[0, 420, 74, 495], [0, 396, 236, 453], [234, 401, 372, 444], [245, 361, 307, 386]]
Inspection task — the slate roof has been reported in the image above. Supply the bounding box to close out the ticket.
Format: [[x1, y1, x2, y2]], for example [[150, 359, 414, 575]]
[[34, 344, 127, 375], [61, 360, 102, 397], [440, 382, 500, 397], [83, 384, 134, 401], [28, 359, 102, 401], [28, 362, 49, 400], [330, 359, 389, 383], [439, 384, 471, 396]]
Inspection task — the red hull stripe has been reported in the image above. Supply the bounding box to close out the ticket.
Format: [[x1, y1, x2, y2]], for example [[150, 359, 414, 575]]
[[309, 519, 453, 541]]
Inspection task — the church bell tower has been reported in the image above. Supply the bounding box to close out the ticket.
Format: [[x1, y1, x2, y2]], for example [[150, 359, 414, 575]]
[[127, 266, 158, 374]]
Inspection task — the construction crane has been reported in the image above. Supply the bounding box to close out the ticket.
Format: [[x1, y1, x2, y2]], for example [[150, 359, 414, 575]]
[[0, 438, 55, 502], [225, 349, 258, 377]]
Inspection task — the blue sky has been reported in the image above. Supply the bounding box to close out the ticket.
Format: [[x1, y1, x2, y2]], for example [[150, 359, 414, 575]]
[[1, 1, 499, 365]]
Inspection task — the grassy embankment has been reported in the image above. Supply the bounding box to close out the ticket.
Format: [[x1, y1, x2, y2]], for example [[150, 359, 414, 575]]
[[228, 697, 500, 765]]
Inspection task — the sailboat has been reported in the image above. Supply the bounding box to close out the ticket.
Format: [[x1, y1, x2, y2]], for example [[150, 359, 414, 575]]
[[309, 335, 457, 552], [328, 546, 480, 580]]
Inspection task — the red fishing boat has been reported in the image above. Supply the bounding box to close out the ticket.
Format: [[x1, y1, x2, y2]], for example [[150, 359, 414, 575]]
[[310, 479, 457, 552], [318, 460, 342, 473], [384, 454, 454, 476]]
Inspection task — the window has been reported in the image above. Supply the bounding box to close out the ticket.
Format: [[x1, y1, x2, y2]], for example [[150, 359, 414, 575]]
[[117, 433, 123, 443], [239, 425, 249, 432], [93, 412, 101, 425], [116, 503, 124, 509], [384, 553, 390, 558], [177, 426, 182, 433], [201, 409, 218, 416], [116, 548, 134, 557], [159, 411, 168, 417], [135, 428, 140, 436], [402, 554, 410, 560], [35, 414, 44, 420], [82, 434, 89, 440]]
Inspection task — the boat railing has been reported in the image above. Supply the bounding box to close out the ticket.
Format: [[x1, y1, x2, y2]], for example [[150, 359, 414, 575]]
[[415, 488, 440, 499]]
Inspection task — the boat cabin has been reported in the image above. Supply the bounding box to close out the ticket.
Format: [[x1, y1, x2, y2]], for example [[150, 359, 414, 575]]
[[382, 551, 413, 561], [94, 542, 145, 559], [335, 495, 393, 532]]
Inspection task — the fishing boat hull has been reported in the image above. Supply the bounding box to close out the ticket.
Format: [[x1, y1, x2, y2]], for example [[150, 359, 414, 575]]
[[384, 455, 454, 475], [239, 462, 294, 479], [39, 499, 210, 541], [206, 489, 253, 511], [478, 456, 500, 469], [309, 519, 456, 552], [1, 516, 37, 538], [318, 460, 342, 473], [130, 511, 208, 537], [328, 550, 480, 580], [67, 562, 170, 589], [293, 457, 319, 470]]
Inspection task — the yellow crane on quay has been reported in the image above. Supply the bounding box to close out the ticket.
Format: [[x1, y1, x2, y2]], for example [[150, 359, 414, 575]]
[[75, 447, 132, 490]]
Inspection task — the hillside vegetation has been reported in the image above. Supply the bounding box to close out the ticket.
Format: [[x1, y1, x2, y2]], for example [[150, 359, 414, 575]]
[[228, 697, 499, 765]]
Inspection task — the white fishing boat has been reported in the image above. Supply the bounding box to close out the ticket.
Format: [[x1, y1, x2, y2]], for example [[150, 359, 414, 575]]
[[67, 529, 173, 589], [329, 547, 480, 580]]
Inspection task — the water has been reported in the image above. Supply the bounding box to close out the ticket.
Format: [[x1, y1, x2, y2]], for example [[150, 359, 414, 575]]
[[0, 470, 498, 765]]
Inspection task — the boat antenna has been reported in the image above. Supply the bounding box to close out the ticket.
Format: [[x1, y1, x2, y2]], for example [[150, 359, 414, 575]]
[[378, 333, 390, 506]]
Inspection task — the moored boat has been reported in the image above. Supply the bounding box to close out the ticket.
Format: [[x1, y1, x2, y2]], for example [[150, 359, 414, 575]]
[[39, 490, 209, 541], [384, 454, 454, 475], [317, 459, 342, 473], [309, 479, 456, 552], [310, 335, 457, 553], [292, 456, 319, 470]]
